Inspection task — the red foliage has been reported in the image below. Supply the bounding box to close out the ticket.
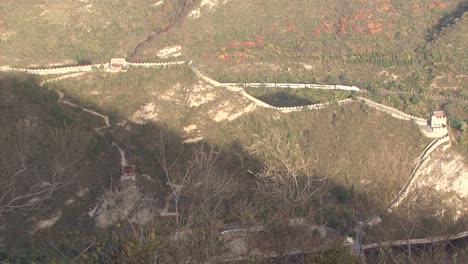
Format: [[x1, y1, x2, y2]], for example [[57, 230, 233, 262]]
[[352, 25, 362, 33], [244, 41, 256, 47], [288, 20, 296, 33], [256, 36, 264, 45], [339, 18, 348, 34], [322, 21, 332, 33], [228, 40, 241, 49]]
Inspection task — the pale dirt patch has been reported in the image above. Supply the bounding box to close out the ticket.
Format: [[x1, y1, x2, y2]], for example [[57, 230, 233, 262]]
[[189, 8, 201, 18], [81, 4, 93, 13], [160, 83, 180, 100], [36, 211, 62, 230], [131, 103, 159, 124], [153, 1, 164, 7], [189, 0, 230, 18], [378, 70, 399, 80], [1, 32, 16, 41], [156, 46, 182, 58], [188, 82, 216, 107], [65, 199, 75, 206], [183, 124, 197, 133], [302, 63, 314, 70], [183, 137, 204, 144], [210, 101, 256, 122], [414, 149, 468, 218], [94, 183, 158, 228], [39, 10, 49, 17], [89, 90, 101, 95], [76, 188, 90, 198]]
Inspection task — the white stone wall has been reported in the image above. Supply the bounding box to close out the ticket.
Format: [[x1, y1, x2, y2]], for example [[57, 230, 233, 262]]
[[224, 82, 360, 91], [357, 96, 427, 122], [1, 64, 103, 75], [127, 61, 186, 67], [0, 60, 186, 75]]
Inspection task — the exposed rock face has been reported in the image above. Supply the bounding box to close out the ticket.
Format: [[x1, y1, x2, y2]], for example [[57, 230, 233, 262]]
[[131, 103, 159, 124], [93, 183, 159, 228], [414, 148, 468, 218]]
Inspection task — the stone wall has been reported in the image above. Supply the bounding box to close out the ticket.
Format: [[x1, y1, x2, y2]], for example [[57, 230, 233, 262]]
[[387, 134, 450, 210], [223, 82, 360, 91], [0, 64, 103, 75], [127, 61, 186, 67], [357, 96, 427, 122], [0, 60, 186, 75]]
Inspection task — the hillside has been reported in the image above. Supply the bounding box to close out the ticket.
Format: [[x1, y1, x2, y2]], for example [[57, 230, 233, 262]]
[[0, 0, 467, 262], [0, 0, 195, 67], [0, 73, 120, 256], [134, 0, 466, 91], [51, 66, 435, 224]]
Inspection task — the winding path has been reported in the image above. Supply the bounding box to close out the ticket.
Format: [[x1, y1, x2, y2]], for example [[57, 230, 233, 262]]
[[41, 76, 127, 174]]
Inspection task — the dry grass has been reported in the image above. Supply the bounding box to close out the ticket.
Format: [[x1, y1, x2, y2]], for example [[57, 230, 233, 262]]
[[0, 0, 187, 67]]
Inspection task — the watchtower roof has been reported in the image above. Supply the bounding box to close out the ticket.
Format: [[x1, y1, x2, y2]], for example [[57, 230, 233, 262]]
[[111, 58, 127, 65]]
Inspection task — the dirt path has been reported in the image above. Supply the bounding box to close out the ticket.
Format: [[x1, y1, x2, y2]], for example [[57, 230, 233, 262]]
[[41, 80, 127, 171], [128, 0, 198, 61], [43, 76, 186, 219]]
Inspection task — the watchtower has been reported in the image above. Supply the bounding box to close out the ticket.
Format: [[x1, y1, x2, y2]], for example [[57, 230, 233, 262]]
[[430, 111, 447, 132], [109, 58, 128, 72]]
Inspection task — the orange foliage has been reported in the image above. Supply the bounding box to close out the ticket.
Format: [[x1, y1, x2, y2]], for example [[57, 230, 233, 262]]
[[377, 3, 391, 12], [322, 21, 332, 33], [218, 53, 230, 61], [367, 19, 383, 33], [429, 0, 447, 10]]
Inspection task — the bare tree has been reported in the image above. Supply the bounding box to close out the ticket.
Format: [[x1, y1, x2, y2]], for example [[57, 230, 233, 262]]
[[248, 130, 328, 219], [0, 119, 90, 213], [157, 139, 242, 263]]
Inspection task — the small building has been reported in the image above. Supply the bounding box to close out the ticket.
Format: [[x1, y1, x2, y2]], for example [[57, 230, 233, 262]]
[[120, 164, 136, 181], [430, 111, 447, 131], [109, 58, 128, 72]]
